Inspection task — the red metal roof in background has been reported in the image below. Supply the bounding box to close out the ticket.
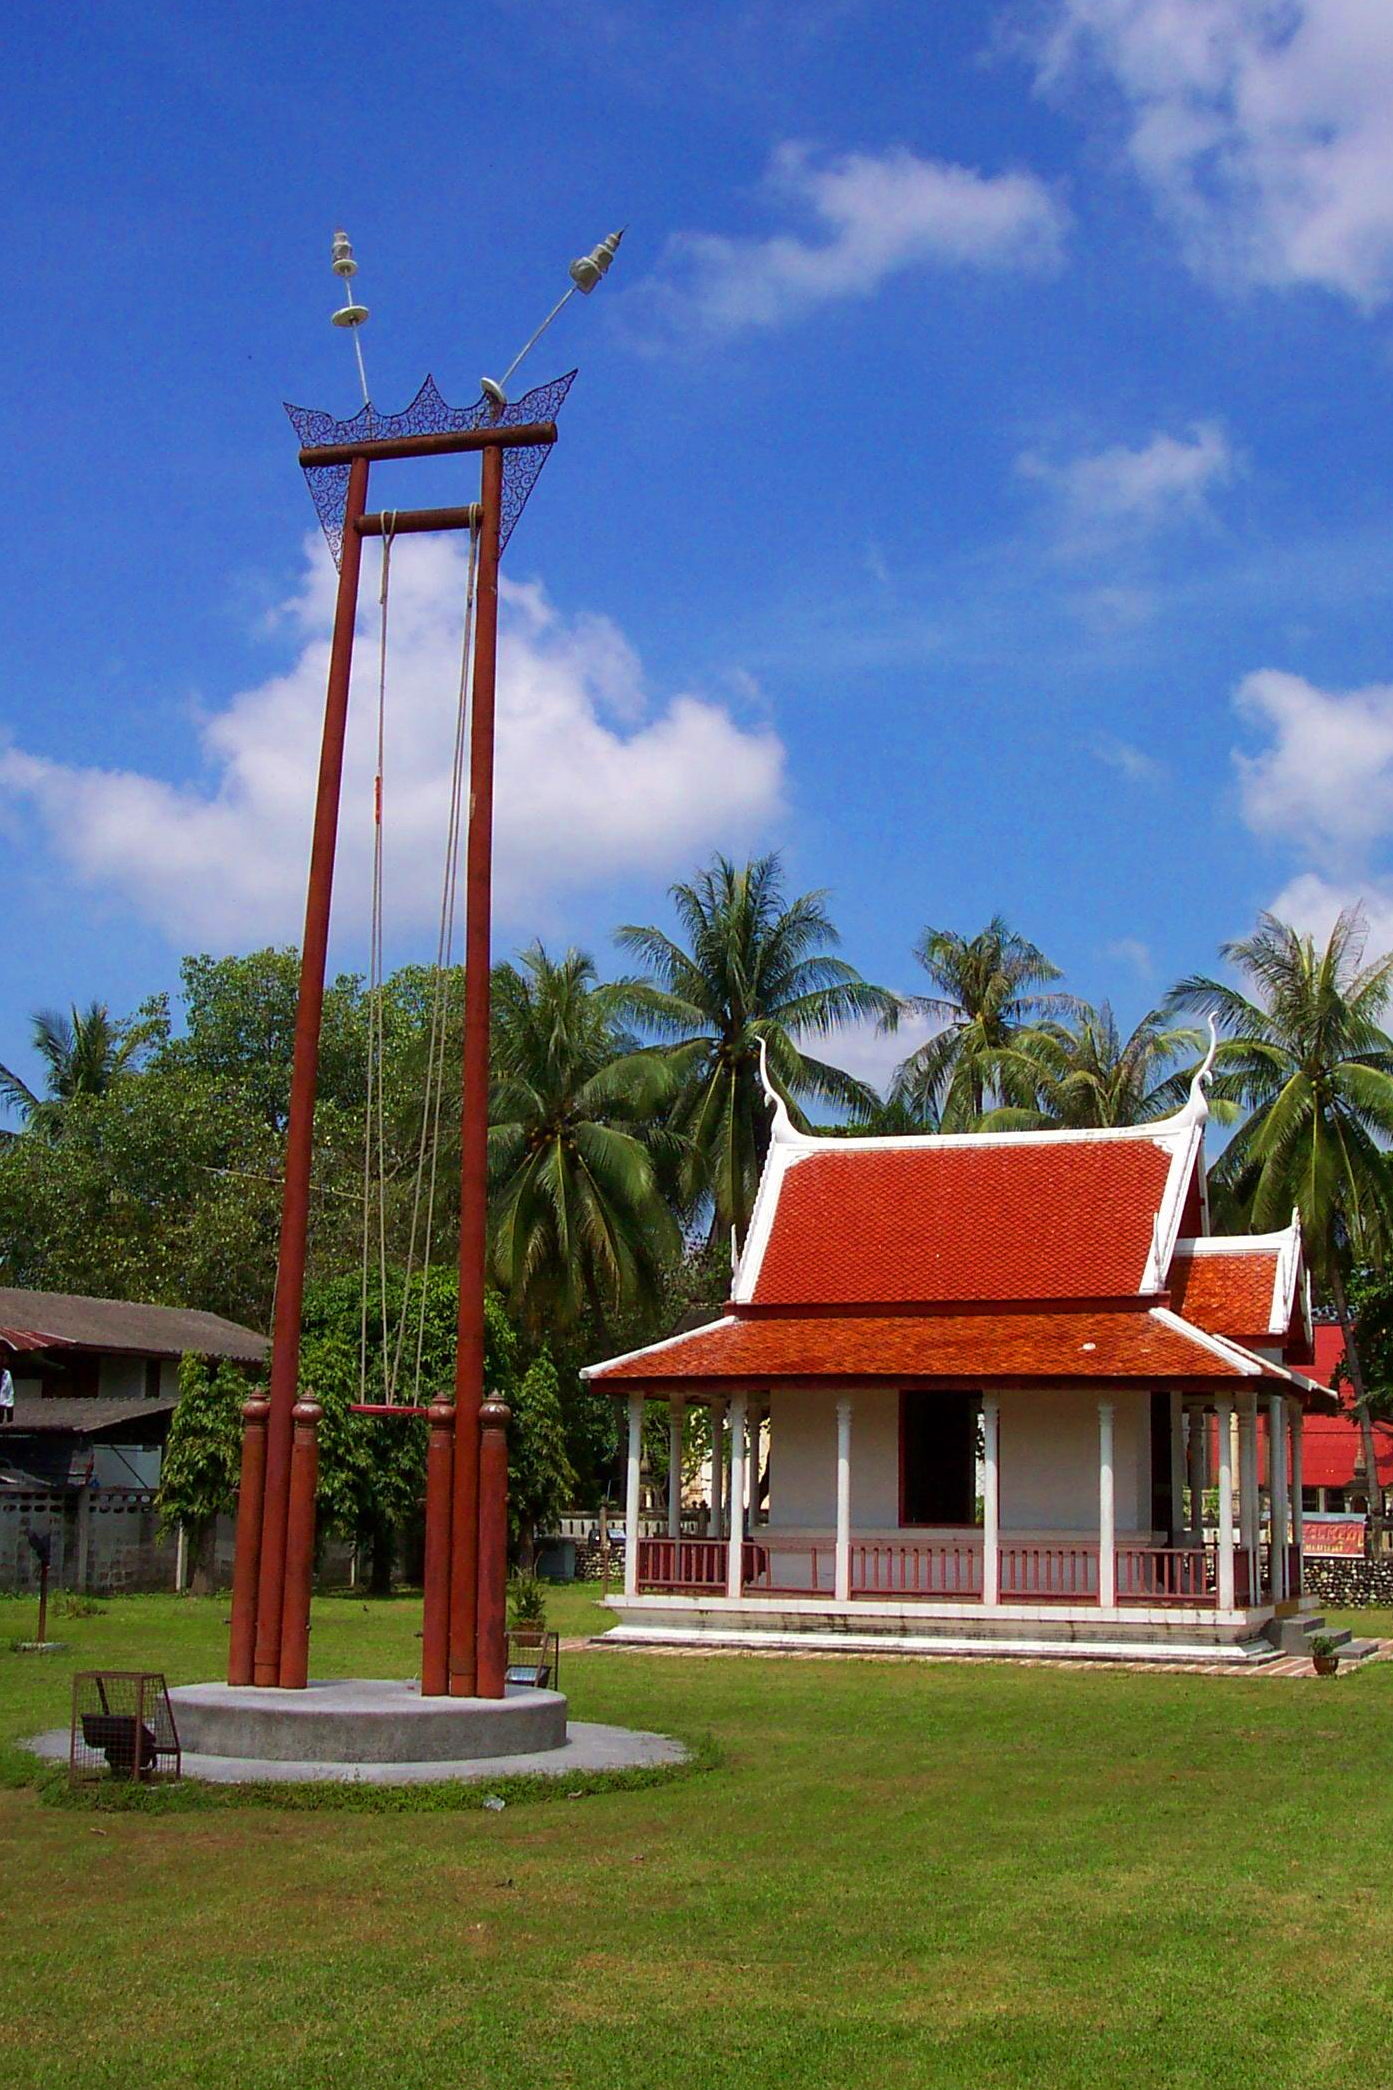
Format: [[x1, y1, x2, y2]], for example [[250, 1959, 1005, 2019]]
[[1302, 1325, 1393, 1487], [751, 1139, 1176, 1307]]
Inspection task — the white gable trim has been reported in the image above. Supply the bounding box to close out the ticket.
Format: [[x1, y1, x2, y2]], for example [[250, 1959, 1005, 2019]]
[[1149, 1306, 1268, 1379], [583, 1317, 736, 1381]]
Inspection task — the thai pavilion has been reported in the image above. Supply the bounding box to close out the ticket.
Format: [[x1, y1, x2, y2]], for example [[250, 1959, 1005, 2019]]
[[584, 1046, 1334, 1663]]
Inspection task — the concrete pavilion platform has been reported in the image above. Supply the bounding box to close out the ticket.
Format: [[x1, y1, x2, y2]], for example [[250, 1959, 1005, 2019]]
[[25, 1677, 689, 1787]]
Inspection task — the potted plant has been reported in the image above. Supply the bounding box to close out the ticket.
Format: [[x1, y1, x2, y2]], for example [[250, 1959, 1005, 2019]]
[[1310, 1632, 1341, 1677]]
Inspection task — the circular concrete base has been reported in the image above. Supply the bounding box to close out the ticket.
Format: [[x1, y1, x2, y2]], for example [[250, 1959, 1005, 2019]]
[[24, 1709, 688, 1787], [165, 1678, 568, 1764]]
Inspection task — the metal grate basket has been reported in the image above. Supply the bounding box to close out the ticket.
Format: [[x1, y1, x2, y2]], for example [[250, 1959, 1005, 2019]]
[[69, 1672, 182, 1786], [504, 1628, 559, 1692]]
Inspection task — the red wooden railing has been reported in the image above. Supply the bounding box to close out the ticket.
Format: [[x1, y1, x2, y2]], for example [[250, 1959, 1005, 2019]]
[[998, 1543, 1099, 1600], [1115, 1545, 1214, 1605], [851, 1543, 983, 1599], [636, 1537, 768, 1592], [741, 1542, 836, 1595]]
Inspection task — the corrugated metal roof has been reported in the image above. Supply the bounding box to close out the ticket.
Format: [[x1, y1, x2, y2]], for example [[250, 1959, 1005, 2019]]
[[0, 1287, 266, 1362], [7, 1394, 179, 1435]]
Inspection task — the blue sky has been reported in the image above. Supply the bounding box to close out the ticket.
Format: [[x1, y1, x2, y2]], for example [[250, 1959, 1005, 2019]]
[[6, 0, 1393, 1097]]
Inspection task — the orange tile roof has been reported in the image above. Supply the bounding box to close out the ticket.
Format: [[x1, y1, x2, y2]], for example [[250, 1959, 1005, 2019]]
[[748, 1140, 1176, 1306], [1167, 1250, 1278, 1342], [589, 1305, 1284, 1387]]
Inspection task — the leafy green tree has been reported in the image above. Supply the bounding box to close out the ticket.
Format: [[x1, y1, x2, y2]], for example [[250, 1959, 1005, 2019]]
[[507, 1349, 575, 1563], [0, 1068, 293, 1324], [982, 1004, 1206, 1131], [1169, 907, 1393, 1513], [618, 853, 895, 1244], [299, 1267, 522, 1591], [157, 1352, 253, 1590], [489, 945, 682, 1342], [0, 1000, 156, 1134], [891, 916, 1072, 1128]]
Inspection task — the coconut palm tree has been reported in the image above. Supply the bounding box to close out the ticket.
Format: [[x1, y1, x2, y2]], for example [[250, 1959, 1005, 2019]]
[[0, 1001, 152, 1135], [1168, 908, 1393, 1511], [487, 944, 682, 1341], [981, 1004, 1206, 1131], [616, 854, 898, 1246], [890, 917, 1073, 1128]]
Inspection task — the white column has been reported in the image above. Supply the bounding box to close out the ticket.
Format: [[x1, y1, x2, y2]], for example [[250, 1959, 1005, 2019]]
[[834, 1397, 853, 1603], [710, 1400, 726, 1541], [1239, 1395, 1259, 1606], [1268, 1393, 1288, 1601], [667, 1396, 684, 1541], [624, 1392, 644, 1599], [1216, 1396, 1235, 1611], [747, 1401, 763, 1524], [1186, 1405, 1205, 1542], [1168, 1390, 1185, 1541], [1290, 1400, 1304, 1598], [982, 1394, 1000, 1608], [726, 1391, 747, 1600], [1098, 1399, 1116, 1609]]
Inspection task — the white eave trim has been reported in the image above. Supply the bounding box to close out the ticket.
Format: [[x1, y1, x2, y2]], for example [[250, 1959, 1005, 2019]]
[[582, 1316, 737, 1382]]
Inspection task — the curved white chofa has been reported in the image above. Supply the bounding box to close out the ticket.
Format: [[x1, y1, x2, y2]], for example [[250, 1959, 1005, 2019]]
[[1182, 1016, 1219, 1123], [755, 1034, 815, 1148]]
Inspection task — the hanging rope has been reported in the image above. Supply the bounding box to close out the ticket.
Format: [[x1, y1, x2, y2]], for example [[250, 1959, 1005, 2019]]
[[360, 516, 397, 1406], [384, 518, 481, 1404]]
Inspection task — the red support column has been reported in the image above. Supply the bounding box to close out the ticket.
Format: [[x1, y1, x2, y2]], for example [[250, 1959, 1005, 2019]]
[[227, 1394, 270, 1685], [278, 1399, 322, 1691], [420, 1401, 456, 1697], [448, 442, 504, 1699], [252, 451, 371, 1688], [476, 1400, 511, 1699]]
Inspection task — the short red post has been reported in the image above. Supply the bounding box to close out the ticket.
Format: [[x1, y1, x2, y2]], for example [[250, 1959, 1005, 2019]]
[[278, 1399, 322, 1690], [420, 1401, 456, 1697], [476, 1399, 511, 1699], [228, 1395, 270, 1686]]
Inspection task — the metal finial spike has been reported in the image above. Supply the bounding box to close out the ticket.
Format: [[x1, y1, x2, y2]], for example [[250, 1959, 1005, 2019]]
[[569, 227, 625, 294]]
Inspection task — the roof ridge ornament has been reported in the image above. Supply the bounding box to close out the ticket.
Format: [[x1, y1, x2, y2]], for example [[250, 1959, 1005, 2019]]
[[756, 1034, 816, 1148], [1181, 1016, 1219, 1125]]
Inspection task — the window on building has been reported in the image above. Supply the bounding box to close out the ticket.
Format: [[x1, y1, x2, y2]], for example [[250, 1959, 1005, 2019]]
[[1301, 1486, 1320, 1513], [144, 1358, 163, 1401], [1325, 1487, 1348, 1513], [900, 1391, 981, 1526]]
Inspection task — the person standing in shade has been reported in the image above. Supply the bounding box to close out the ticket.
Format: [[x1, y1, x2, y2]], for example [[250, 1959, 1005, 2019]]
[[0, 1363, 14, 1424]]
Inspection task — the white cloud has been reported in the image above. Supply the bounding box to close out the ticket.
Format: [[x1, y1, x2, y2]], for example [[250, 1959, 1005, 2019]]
[[1106, 935, 1155, 980], [0, 537, 786, 947], [1092, 733, 1165, 783], [1035, 0, 1393, 308], [1233, 667, 1393, 862], [1019, 422, 1235, 543], [634, 141, 1068, 337], [821, 1006, 940, 1098], [1231, 665, 1393, 958]]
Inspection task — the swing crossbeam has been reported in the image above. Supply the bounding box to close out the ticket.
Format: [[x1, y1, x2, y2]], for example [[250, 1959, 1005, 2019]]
[[298, 419, 557, 467], [356, 503, 483, 538]]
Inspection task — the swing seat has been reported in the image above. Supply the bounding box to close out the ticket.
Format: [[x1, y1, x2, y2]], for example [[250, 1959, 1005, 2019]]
[[349, 1403, 432, 1418]]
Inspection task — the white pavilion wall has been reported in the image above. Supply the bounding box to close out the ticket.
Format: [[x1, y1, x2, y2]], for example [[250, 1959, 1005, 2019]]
[[997, 1387, 1152, 1534], [765, 1382, 1156, 1537]]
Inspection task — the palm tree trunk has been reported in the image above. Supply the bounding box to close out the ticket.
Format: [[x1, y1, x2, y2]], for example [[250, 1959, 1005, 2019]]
[[1330, 1264, 1382, 1554]]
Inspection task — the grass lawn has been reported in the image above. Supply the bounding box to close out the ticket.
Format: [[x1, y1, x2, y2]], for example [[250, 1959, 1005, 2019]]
[[2, 1586, 1391, 2090]]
